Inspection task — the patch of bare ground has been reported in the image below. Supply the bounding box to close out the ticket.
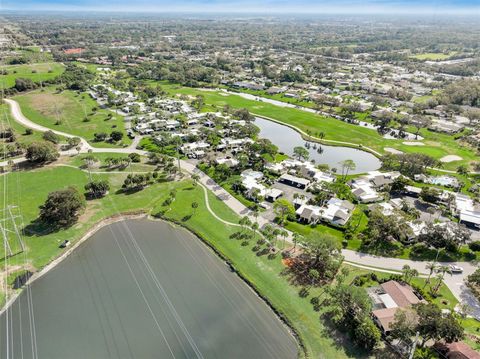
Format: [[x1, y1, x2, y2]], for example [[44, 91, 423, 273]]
[[27, 93, 74, 119]]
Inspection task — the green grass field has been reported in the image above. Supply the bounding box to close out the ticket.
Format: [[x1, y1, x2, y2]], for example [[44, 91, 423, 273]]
[[0, 62, 64, 88], [410, 52, 457, 61], [0, 103, 55, 146], [67, 152, 158, 172], [14, 88, 131, 147], [160, 83, 478, 171]]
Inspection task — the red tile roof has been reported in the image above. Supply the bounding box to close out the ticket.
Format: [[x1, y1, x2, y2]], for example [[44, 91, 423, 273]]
[[63, 48, 85, 55], [447, 342, 480, 359]]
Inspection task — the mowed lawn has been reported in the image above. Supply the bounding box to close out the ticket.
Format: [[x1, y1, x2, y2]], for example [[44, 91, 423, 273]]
[[161, 83, 478, 170], [14, 88, 131, 147], [0, 165, 182, 271], [0, 62, 64, 88]]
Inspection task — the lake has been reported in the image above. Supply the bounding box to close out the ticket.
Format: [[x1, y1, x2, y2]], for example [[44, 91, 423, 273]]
[[254, 117, 382, 174], [0, 219, 298, 359]]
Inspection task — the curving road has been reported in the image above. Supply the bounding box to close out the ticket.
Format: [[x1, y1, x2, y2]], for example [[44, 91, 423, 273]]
[[3, 98, 480, 318]]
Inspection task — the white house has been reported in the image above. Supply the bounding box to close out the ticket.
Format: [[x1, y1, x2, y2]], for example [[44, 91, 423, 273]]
[[296, 198, 354, 226]]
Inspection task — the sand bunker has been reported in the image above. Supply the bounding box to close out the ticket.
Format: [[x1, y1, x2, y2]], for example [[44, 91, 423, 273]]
[[440, 155, 462, 163], [402, 141, 424, 146], [384, 147, 403, 154]]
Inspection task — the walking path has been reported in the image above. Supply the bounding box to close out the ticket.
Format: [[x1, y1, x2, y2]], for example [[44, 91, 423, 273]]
[[4, 98, 480, 318]]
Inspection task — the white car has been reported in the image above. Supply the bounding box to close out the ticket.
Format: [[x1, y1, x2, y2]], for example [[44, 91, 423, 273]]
[[449, 265, 464, 273]]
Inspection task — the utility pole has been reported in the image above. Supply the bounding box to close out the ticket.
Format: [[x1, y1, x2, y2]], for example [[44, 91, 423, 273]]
[[0, 221, 13, 257], [7, 205, 25, 252], [408, 331, 420, 359]]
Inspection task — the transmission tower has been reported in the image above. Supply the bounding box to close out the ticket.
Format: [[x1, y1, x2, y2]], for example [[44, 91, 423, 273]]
[[0, 205, 25, 259]]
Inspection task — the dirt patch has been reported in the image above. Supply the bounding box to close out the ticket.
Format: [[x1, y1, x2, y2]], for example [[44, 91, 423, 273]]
[[27, 93, 75, 119]]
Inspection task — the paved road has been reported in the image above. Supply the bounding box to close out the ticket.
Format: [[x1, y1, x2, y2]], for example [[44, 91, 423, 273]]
[[4, 98, 480, 318]]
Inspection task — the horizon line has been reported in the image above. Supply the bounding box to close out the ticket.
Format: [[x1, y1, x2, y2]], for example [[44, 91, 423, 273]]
[[2, 5, 480, 16]]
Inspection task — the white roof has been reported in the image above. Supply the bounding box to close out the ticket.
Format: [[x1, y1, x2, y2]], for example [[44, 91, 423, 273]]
[[264, 188, 283, 198], [373, 202, 394, 216], [379, 294, 398, 309], [313, 171, 335, 183], [279, 174, 310, 186], [351, 180, 381, 202], [460, 211, 480, 225], [242, 177, 265, 192], [241, 170, 264, 180]]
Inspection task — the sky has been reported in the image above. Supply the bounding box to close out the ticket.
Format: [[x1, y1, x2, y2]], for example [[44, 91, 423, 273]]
[[1, 0, 479, 15]]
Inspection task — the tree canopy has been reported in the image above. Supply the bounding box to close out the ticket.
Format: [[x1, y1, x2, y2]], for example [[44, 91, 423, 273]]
[[39, 187, 85, 227]]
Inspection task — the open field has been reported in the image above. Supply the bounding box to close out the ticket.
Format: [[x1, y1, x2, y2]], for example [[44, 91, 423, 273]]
[[0, 165, 180, 271], [14, 88, 131, 147], [0, 62, 64, 88], [160, 82, 479, 171], [0, 103, 45, 144], [67, 152, 159, 172], [410, 52, 458, 61]]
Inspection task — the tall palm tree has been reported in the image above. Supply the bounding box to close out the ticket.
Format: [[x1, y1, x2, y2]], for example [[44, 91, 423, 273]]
[[292, 233, 300, 252], [251, 222, 259, 239], [424, 262, 437, 287], [431, 265, 452, 295]]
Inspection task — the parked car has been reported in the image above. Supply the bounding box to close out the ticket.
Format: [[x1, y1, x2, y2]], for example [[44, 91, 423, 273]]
[[449, 265, 463, 273]]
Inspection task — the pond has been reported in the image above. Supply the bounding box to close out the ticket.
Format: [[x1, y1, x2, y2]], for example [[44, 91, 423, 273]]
[[254, 117, 382, 174], [0, 219, 298, 359]]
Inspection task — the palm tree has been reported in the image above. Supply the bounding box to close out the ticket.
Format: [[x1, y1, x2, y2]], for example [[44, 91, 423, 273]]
[[424, 262, 437, 287], [401, 265, 418, 284], [431, 265, 452, 295], [339, 159, 356, 179], [280, 230, 288, 249], [431, 273, 444, 296], [272, 228, 281, 248], [251, 222, 259, 239], [239, 216, 251, 233], [292, 233, 300, 252]]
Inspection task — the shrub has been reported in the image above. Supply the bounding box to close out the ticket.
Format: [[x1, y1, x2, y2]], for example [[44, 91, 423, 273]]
[[26, 141, 59, 163], [42, 130, 60, 144], [469, 241, 480, 252]]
